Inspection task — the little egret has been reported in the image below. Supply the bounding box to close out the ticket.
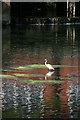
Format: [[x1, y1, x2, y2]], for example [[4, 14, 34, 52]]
[[45, 59, 54, 71]]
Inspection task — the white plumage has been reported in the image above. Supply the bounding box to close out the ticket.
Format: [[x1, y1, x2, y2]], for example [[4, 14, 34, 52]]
[[45, 71, 54, 80], [46, 71, 54, 77], [45, 59, 54, 71]]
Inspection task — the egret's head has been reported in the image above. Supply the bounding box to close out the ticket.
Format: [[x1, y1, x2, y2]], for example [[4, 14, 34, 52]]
[[45, 59, 47, 63]]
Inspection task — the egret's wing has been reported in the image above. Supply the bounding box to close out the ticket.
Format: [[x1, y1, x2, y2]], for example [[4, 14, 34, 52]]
[[46, 64, 54, 70]]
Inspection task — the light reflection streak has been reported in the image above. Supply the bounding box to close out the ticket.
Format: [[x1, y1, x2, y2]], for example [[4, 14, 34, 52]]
[[67, 76, 79, 118]]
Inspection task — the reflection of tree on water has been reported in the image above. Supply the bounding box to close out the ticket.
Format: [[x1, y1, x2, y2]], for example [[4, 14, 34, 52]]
[[66, 26, 75, 46], [44, 67, 64, 118], [43, 82, 63, 118]]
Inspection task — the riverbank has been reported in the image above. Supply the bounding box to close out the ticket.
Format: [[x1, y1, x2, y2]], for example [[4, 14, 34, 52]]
[[2, 2, 80, 26], [3, 17, 80, 26]]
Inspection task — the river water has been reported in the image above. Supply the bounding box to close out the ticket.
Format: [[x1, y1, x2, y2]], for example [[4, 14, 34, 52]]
[[2, 24, 80, 118]]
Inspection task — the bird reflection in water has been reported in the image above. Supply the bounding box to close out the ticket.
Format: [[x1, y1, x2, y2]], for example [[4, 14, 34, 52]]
[[45, 71, 54, 80]]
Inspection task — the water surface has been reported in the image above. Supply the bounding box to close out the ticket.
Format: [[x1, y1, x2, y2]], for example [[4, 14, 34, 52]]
[[2, 25, 80, 118]]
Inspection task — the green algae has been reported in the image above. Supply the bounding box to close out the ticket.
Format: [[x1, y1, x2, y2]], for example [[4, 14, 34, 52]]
[[2, 64, 79, 72], [10, 64, 80, 71], [0, 75, 17, 79], [13, 73, 45, 77], [20, 79, 64, 84]]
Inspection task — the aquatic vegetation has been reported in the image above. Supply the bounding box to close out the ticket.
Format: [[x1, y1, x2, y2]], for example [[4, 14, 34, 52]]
[[20, 79, 64, 84], [1, 64, 78, 84], [7, 64, 79, 71], [10, 64, 46, 70], [13, 73, 45, 77], [0, 75, 17, 79]]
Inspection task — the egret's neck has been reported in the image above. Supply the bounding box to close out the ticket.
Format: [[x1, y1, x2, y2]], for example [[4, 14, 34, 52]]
[[45, 60, 47, 65]]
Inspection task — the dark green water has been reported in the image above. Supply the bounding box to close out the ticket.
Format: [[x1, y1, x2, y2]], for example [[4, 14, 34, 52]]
[[2, 25, 80, 118]]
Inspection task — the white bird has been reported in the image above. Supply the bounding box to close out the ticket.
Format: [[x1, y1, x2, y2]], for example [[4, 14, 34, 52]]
[[45, 59, 54, 71]]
